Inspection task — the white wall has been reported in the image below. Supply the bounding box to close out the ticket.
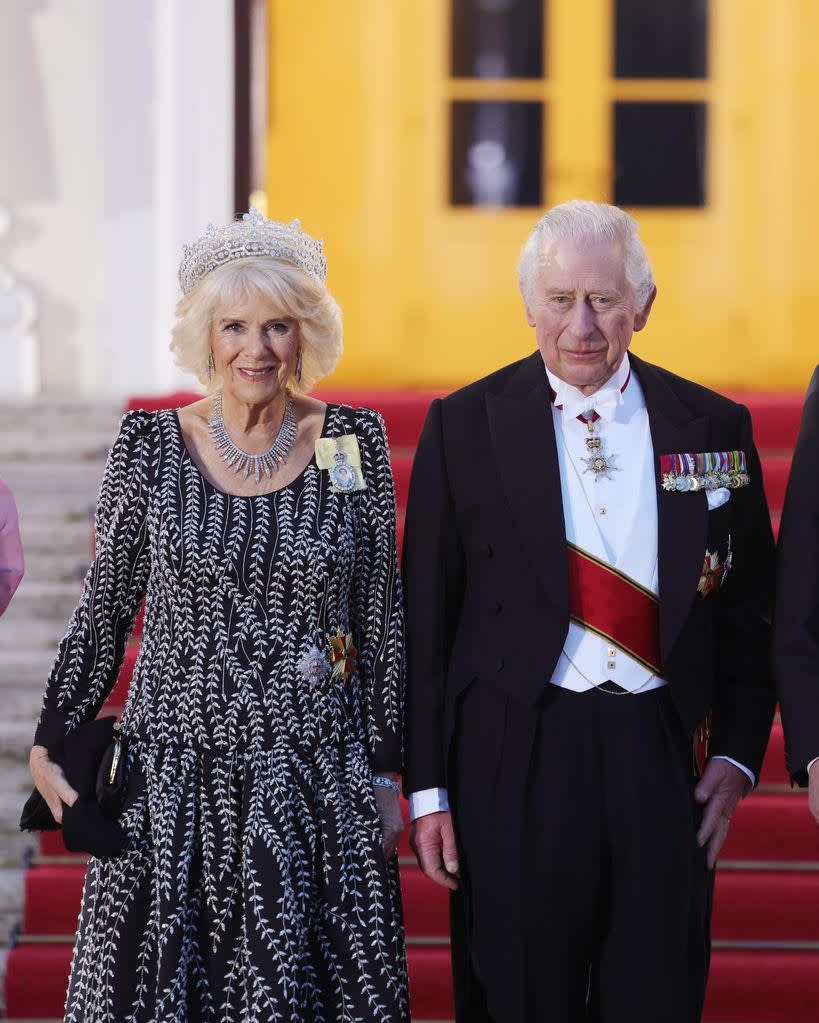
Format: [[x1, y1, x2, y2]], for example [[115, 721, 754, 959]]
[[0, 0, 234, 397]]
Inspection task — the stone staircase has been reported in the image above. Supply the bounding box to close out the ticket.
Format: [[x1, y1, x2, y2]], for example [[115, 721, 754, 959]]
[[0, 397, 121, 1008]]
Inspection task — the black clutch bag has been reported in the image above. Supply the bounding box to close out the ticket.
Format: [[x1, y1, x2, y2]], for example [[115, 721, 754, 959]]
[[20, 716, 130, 858]]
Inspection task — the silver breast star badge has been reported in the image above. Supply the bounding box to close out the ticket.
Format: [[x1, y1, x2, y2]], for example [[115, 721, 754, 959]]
[[580, 419, 620, 482], [582, 451, 620, 482]]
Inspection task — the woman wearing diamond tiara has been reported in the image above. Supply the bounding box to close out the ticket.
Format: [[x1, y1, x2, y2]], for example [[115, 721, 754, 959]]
[[28, 208, 409, 1021]]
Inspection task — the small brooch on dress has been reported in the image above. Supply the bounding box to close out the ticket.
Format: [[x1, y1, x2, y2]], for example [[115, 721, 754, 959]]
[[315, 435, 366, 494], [697, 550, 722, 599], [327, 628, 358, 681], [298, 643, 331, 685]]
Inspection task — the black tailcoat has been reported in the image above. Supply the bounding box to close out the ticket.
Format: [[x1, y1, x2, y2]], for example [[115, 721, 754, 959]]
[[776, 365, 819, 784], [402, 352, 776, 1020]]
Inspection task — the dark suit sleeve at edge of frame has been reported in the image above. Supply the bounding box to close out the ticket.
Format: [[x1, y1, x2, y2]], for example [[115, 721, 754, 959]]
[[776, 368, 819, 786], [709, 404, 777, 781], [401, 398, 465, 796]]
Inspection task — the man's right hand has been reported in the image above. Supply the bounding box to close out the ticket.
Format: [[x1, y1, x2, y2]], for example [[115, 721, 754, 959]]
[[809, 760, 819, 825], [410, 811, 460, 891]]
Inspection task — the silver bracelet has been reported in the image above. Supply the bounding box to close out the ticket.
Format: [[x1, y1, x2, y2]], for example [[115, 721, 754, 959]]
[[372, 775, 400, 796]]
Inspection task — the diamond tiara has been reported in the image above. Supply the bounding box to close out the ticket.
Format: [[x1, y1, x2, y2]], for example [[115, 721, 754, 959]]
[[178, 207, 328, 294]]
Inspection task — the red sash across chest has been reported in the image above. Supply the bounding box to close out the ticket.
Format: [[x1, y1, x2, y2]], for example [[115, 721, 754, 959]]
[[566, 543, 663, 676]]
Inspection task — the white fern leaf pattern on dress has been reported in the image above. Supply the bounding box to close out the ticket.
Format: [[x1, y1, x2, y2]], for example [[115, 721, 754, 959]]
[[34, 404, 408, 1022]]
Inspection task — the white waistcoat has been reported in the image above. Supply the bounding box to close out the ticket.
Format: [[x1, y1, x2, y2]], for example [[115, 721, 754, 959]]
[[548, 362, 666, 693]]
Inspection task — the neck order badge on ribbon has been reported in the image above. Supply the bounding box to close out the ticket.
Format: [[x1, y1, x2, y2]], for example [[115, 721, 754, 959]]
[[552, 370, 631, 484], [579, 412, 620, 482]]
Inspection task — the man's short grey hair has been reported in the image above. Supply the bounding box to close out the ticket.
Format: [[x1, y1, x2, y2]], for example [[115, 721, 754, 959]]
[[517, 199, 655, 312]]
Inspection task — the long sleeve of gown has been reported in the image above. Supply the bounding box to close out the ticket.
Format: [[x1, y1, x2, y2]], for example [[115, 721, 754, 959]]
[[33, 411, 154, 754], [351, 408, 405, 773], [0, 475, 24, 617]]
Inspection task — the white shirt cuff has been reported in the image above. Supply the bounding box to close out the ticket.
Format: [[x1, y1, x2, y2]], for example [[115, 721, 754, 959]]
[[712, 755, 755, 790], [807, 757, 819, 775], [408, 787, 450, 821], [411, 760, 757, 818]]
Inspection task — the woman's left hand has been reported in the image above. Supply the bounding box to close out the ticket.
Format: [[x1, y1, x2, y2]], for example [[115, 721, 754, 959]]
[[373, 775, 404, 860]]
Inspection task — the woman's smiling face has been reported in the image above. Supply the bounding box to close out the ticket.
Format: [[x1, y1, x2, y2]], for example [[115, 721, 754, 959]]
[[210, 290, 299, 407]]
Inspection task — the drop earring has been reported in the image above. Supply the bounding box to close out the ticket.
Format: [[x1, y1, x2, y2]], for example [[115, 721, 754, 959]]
[[207, 352, 214, 382], [295, 350, 303, 384]]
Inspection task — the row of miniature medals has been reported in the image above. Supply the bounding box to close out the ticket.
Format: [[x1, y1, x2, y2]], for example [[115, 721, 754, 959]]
[[581, 416, 750, 492]]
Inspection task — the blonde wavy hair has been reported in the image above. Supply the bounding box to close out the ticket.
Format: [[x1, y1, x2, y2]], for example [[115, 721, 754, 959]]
[[170, 257, 343, 395]]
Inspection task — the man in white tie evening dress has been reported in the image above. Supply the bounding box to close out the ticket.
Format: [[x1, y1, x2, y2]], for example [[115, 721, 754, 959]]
[[401, 201, 776, 1023], [776, 366, 819, 818]]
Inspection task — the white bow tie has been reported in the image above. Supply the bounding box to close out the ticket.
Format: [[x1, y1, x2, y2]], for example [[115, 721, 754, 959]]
[[557, 384, 624, 423]]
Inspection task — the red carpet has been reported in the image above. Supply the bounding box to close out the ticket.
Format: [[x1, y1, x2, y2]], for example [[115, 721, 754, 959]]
[[705, 951, 819, 1022], [5, 387, 816, 1022]]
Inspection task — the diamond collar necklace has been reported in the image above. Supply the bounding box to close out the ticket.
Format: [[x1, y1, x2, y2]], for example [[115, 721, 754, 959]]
[[208, 391, 298, 482]]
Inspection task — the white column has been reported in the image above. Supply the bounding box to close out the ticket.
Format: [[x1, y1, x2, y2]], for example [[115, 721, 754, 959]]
[[0, 0, 104, 395], [97, 0, 159, 396], [153, 0, 235, 394], [0, 0, 234, 397], [0, 207, 38, 397]]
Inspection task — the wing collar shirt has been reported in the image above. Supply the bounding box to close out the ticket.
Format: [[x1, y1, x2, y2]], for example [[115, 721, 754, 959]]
[[408, 355, 753, 821]]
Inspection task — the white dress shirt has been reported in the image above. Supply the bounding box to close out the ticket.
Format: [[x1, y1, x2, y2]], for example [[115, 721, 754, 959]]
[[548, 357, 665, 693], [409, 356, 753, 821]]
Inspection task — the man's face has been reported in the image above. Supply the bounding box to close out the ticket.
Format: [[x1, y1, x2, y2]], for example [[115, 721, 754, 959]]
[[525, 237, 655, 394]]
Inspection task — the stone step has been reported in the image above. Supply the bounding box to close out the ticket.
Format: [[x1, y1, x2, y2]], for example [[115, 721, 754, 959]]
[[17, 551, 90, 585], [0, 761, 38, 796], [0, 401, 117, 979], [0, 916, 23, 948], [0, 869, 24, 916], [2, 581, 81, 623], [1, 829, 37, 864], [0, 395, 120, 410], [0, 431, 113, 463], [0, 666, 51, 724], [0, 949, 9, 1010], [0, 617, 64, 653], [0, 464, 106, 516], [0, 769, 40, 839], [0, 721, 36, 765], [19, 521, 92, 558], [0, 687, 43, 724], [0, 652, 59, 690], [0, 786, 34, 829], [0, 398, 120, 430]]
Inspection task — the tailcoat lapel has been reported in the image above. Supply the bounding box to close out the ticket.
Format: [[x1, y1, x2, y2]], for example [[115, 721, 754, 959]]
[[631, 355, 710, 663], [486, 353, 569, 618]]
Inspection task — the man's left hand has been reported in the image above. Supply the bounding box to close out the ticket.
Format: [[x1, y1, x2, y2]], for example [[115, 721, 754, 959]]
[[807, 760, 819, 826], [694, 758, 749, 869]]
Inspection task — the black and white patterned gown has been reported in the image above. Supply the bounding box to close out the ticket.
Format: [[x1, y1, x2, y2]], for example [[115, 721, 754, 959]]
[[34, 403, 409, 1023]]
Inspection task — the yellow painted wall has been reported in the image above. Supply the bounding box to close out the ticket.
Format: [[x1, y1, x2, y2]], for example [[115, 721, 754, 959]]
[[266, 0, 819, 391]]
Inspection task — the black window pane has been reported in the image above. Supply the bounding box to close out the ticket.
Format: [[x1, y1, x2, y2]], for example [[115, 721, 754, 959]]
[[451, 101, 542, 207], [452, 0, 544, 79], [616, 0, 707, 78], [614, 102, 706, 207]]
